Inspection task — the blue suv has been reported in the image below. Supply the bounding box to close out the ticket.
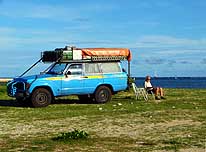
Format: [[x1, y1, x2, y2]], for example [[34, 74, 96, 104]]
[[7, 46, 131, 107]]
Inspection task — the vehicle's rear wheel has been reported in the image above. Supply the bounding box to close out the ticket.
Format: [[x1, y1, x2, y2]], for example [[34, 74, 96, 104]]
[[94, 86, 112, 104], [31, 88, 52, 108]]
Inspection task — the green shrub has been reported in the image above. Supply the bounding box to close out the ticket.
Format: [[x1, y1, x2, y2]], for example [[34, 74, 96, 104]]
[[52, 129, 89, 141]]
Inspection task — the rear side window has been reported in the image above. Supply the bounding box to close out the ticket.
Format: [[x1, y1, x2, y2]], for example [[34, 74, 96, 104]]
[[101, 62, 121, 73], [85, 63, 100, 74]]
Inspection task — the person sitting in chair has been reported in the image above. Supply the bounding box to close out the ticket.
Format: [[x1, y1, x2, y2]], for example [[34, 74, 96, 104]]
[[144, 75, 166, 100]]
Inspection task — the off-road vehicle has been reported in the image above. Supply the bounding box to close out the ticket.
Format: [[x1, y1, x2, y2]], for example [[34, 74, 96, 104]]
[[7, 46, 132, 107]]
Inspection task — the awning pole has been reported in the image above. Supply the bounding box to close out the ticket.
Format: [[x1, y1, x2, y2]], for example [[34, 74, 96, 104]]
[[128, 61, 131, 78]]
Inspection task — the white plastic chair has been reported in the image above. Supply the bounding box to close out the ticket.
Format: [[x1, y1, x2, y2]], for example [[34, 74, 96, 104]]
[[132, 83, 148, 101]]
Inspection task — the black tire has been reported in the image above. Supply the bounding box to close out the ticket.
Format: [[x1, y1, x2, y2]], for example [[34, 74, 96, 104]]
[[31, 88, 52, 108], [94, 86, 112, 104]]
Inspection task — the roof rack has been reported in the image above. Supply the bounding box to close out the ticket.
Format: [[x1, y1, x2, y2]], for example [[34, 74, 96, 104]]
[[42, 46, 132, 63], [20, 46, 132, 77]]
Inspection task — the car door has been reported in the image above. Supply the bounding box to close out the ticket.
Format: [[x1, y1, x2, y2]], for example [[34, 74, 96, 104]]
[[61, 63, 85, 95], [83, 63, 103, 94]]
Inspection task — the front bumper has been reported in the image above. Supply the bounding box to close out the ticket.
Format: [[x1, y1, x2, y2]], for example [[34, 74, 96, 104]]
[[7, 81, 28, 98]]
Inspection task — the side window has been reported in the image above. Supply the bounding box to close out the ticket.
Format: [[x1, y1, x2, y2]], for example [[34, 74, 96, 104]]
[[85, 63, 100, 74], [67, 64, 82, 75], [101, 62, 121, 73]]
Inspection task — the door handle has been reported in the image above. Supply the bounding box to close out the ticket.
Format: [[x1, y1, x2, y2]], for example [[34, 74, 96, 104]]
[[83, 76, 88, 78]]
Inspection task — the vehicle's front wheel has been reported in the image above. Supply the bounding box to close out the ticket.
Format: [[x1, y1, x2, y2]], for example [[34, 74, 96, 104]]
[[94, 86, 112, 104], [31, 88, 52, 108]]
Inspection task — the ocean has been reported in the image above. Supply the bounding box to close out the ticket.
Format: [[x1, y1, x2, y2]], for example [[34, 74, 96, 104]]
[[134, 77, 206, 89], [1, 77, 206, 89]]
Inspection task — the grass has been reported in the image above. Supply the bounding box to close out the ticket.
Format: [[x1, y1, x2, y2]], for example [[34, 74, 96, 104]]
[[0, 84, 206, 151]]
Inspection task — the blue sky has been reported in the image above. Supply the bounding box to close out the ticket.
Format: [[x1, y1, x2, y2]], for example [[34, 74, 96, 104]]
[[0, 0, 206, 77]]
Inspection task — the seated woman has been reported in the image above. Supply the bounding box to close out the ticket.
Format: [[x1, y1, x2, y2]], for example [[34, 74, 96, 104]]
[[144, 75, 166, 100]]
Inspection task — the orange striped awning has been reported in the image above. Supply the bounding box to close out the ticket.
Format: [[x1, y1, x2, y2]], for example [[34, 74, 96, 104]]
[[81, 48, 132, 61]]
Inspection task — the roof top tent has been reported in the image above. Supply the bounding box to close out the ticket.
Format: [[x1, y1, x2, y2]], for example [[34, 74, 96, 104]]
[[20, 46, 132, 77]]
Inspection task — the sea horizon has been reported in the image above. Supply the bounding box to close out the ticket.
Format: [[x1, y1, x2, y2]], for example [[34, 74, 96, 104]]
[[1, 76, 206, 88], [1, 76, 206, 78]]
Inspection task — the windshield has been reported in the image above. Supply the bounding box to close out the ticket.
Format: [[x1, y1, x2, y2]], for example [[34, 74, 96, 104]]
[[47, 63, 67, 75]]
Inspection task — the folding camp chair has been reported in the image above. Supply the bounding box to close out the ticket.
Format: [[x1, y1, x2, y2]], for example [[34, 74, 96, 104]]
[[132, 83, 148, 101]]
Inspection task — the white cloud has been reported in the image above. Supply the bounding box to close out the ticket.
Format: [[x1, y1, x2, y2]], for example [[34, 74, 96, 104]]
[[154, 48, 206, 56], [0, 27, 15, 33], [0, 25, 133, 49], [0, 36, 18, 48], [0, 4, 72, 20], [136, 35, 206, 48], [137, 1, 172, 8], [0, 1, 117, 21], [0, 64, 20, 68], [0, 1, 84, 22]]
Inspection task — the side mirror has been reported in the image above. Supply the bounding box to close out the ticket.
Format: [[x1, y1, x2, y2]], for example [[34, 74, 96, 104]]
[[65, 71, 71, 78], [122, 68, 126, 73], [66, 71, 71, 75]]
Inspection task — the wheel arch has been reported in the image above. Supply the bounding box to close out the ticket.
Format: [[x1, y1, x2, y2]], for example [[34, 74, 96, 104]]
[[95, 84, 114, 94], [31, 86, 54, 99]]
